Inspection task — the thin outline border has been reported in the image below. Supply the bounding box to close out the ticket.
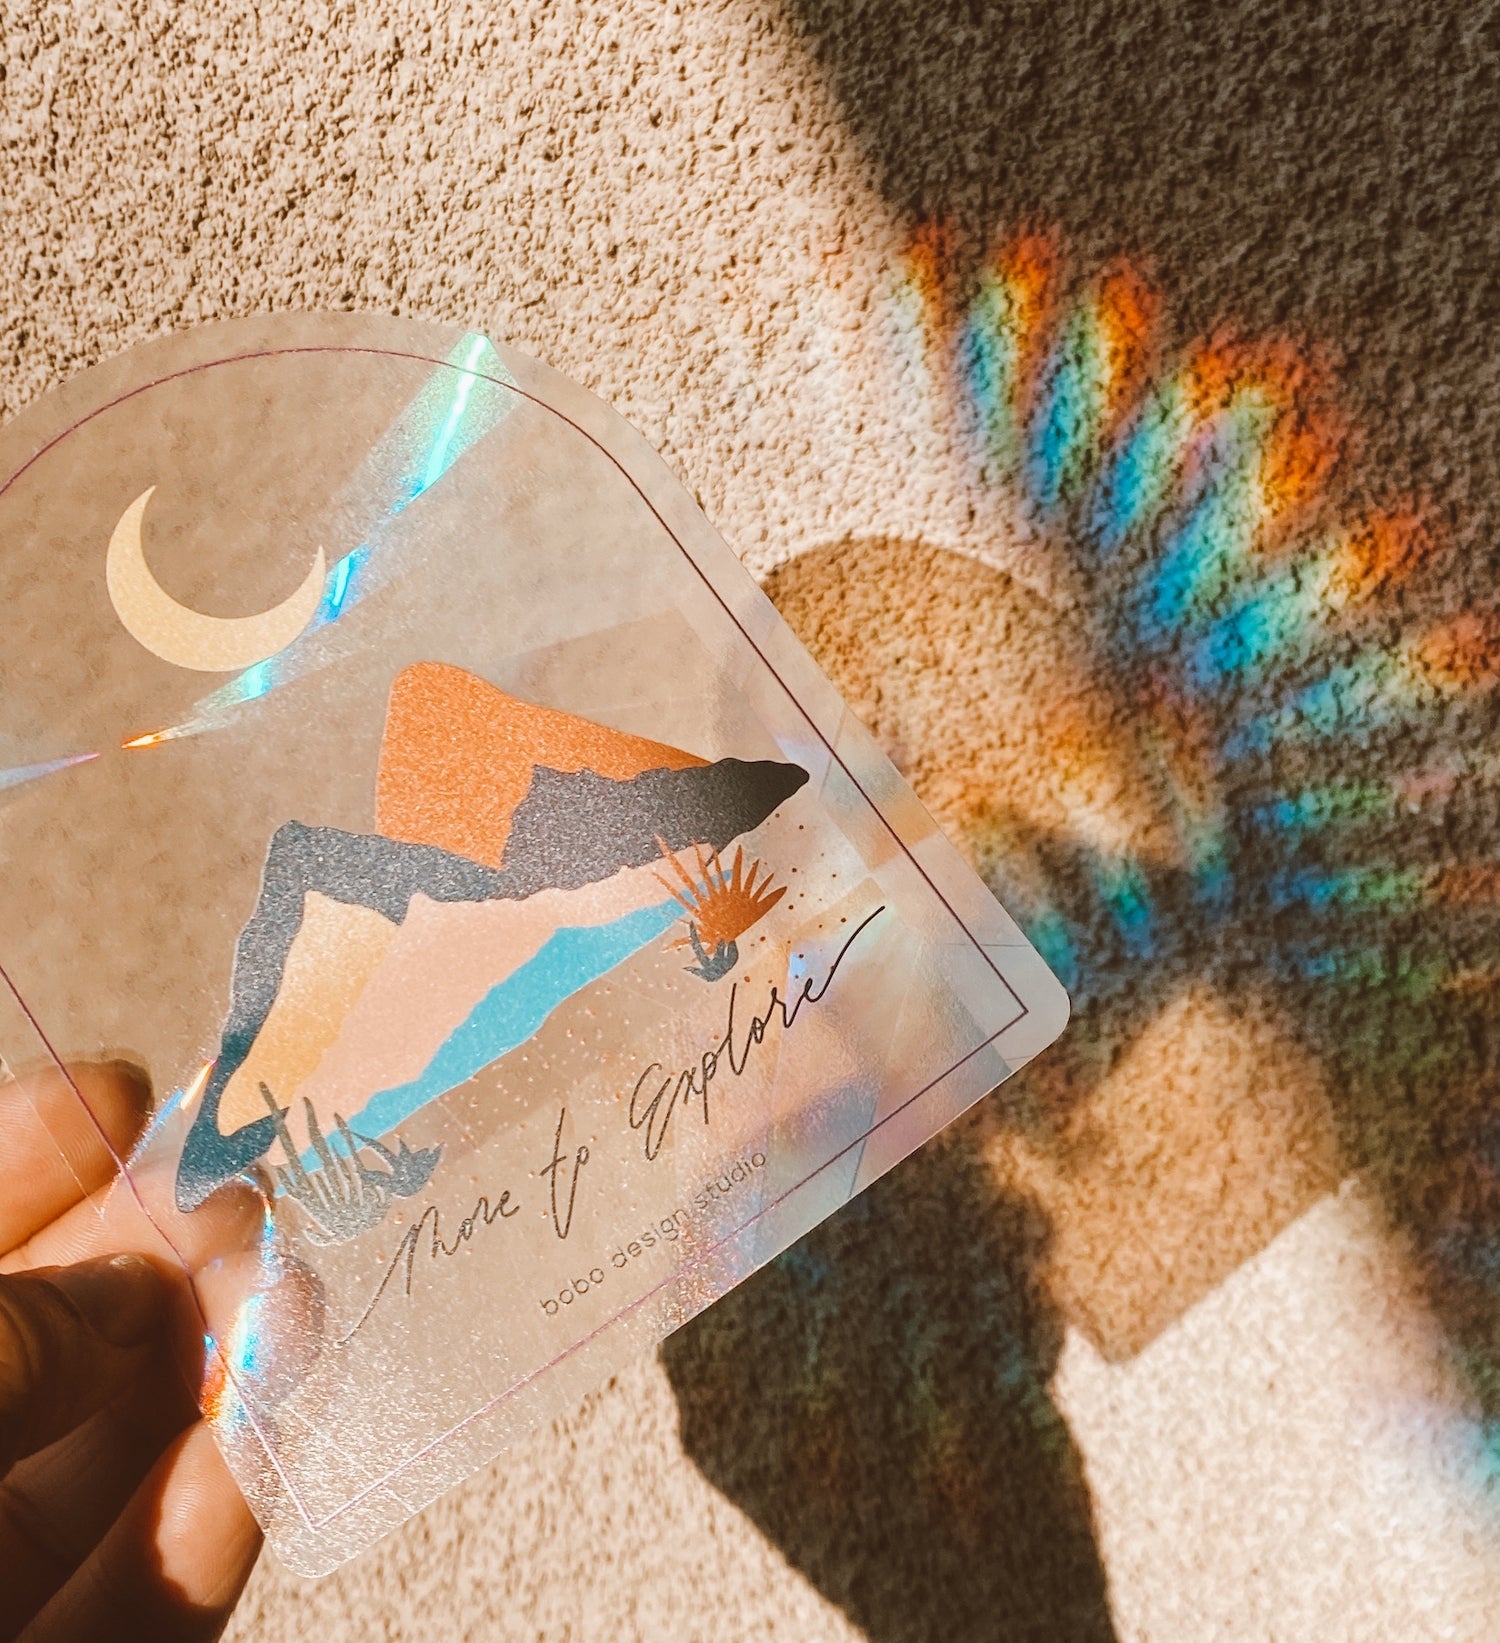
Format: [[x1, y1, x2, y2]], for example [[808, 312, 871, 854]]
[[0, 337, 1047, 1542]]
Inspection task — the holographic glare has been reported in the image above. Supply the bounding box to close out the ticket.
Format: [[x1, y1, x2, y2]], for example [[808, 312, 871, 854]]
[[122, 332, 517, 750], [0, 750, 99, 793]]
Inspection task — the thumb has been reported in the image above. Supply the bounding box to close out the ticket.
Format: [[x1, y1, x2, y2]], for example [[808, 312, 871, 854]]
[[0, 1254, 167, 1476]]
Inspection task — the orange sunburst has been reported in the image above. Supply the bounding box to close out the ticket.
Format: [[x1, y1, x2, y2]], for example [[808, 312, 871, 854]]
[[655, 839, 787, 950]]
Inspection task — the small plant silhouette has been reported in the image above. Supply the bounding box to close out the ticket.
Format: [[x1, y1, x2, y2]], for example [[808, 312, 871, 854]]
[[261, 1082, 442, 1245]]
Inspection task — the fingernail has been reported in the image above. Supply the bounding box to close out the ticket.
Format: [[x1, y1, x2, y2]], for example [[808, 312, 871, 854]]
[[50, 1254, 166, 1348]]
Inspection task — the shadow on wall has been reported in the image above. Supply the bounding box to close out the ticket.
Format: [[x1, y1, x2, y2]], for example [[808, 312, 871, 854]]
[[856, 219, 1499, 1359], [666, 9, 1498, 1636], [662, 1126, 1117, 1643], [666, 240, 1497, 1641], [783, 0, 1500, 571]]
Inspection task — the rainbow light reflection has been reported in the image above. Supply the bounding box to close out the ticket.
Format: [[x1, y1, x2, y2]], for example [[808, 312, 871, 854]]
[[200, 1199, 279, 1433], [887, 220, 1498, 1016], [122, 332, 517, 751], [0, 749, 99, 795]]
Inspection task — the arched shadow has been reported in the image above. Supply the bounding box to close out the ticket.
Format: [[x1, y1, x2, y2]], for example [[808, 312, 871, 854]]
[[665, 515, 1495, 1636]]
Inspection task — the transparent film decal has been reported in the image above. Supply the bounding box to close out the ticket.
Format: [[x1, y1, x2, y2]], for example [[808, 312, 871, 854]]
[[0, 316, 1068, 1574]]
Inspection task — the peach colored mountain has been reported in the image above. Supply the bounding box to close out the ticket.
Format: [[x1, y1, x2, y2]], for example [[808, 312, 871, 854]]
[[177, 659, 808, 1214], [241, 856, 681, 1153]]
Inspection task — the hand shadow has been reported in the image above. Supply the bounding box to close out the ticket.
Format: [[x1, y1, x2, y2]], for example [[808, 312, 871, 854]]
[[661, 1121, 1117, 1643]]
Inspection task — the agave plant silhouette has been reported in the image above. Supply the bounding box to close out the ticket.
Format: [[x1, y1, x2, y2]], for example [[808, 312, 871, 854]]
[[772, 224, 1500, 1388], [260, 1081, 442, 1246]]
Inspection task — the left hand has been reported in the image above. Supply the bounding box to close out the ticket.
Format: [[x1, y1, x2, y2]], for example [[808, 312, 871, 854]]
[[0, 1060, 263, 1642]]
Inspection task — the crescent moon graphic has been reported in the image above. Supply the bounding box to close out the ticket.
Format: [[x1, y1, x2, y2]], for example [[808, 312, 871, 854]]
[[106, 486, 327, 672]]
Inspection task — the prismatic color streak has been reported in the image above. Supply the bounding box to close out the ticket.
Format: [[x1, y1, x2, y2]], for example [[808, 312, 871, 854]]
[[0, 750, 99, 797], [886, 223, 1499, 1011], [200, 1202, 278, 1435], [121, 332, 518, 751]]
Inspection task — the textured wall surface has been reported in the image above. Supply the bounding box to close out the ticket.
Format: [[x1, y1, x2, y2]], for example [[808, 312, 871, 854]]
[[3, 1, 1499, 1638]]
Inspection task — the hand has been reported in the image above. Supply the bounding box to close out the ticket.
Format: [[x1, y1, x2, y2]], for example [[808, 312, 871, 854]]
[[0, 1061, 262, 1642]]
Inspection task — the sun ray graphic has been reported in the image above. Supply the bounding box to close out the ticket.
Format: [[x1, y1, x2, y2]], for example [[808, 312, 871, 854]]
[[655, 839, 788, 980], [792, 221, 1500, 1398]]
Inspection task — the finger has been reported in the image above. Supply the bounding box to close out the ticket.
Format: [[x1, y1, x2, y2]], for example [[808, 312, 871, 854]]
[[1, 1170, 268, 1414], [0, 1165, 264, 1280], [25, 1421, 261, 1643], [0, 1352, 194, 1636], [0, 1256, 165, 1476], [0, 1062, 151, 1255]]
